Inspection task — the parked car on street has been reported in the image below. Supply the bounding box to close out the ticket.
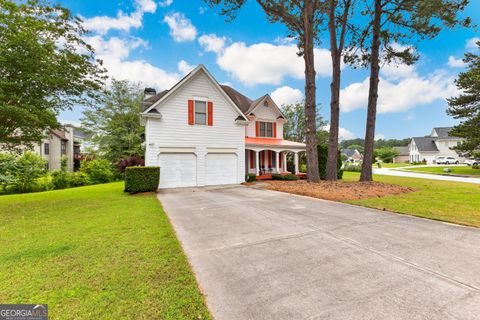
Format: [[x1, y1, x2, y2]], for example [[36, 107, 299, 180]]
[[465, 158, 480, 166], [436, 156, 459, 164]]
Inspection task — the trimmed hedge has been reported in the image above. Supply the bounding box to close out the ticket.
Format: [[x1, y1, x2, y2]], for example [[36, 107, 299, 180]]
[[284, 173, 299, 181], [271, 173, 285, 180], [124, 166, 160, 193], [246, 173, 257, 182]]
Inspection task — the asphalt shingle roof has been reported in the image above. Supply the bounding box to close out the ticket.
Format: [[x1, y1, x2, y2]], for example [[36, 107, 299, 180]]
[[394, 146, 409, 156], [433, 127, 459, 139], [412, 137, 439, 152]]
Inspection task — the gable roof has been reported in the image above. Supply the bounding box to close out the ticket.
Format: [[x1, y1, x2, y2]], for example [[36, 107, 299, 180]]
[[140, 65, 285, 120], [394, 146, 409, 156], [432, 127, 460, 139], [341, 149, 358, 157], [141, 65, 248, 121], [412, 137, 439, 152], [52, 129, 67, 140]]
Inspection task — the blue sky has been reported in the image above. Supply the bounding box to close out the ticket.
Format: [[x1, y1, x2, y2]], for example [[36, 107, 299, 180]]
[[58, 0, 480, 140]]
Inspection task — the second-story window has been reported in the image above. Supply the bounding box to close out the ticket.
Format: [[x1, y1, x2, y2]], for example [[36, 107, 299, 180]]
[[44, 143, 50, 155], [195, 101, 207, 125], [61, 140, 67, 155], [260, 122, 273, 137]]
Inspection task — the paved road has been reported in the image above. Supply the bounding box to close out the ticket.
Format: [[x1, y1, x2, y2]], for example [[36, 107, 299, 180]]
[[373, 167, 480, 184], [159, 186, 480, 320]]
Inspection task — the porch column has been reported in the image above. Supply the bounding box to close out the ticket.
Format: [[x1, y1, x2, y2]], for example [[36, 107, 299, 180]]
[[294, 152, 299, 174], [275, 151, 280, 173], [255, 150, 260, 175], [283, 152, 287, 172]]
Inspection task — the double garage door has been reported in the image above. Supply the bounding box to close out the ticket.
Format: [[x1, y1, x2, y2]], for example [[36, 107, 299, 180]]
[[158, 152, 237, 188]]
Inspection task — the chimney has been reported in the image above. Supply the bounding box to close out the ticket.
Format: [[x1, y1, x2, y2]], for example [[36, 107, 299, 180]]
[[143, 88, 156, 100]]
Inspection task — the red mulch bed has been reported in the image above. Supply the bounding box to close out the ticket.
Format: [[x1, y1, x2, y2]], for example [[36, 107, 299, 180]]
[[262, 180, 415, 201]]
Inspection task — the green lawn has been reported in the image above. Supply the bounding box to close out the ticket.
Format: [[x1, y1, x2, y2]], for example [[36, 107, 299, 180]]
[[0, 183, 211, 319], [402, 165, 480, 176], [343, 172, 480, 228]]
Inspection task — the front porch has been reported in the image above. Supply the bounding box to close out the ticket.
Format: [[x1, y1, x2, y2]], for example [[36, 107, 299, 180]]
[[245, 137, 307, 177]]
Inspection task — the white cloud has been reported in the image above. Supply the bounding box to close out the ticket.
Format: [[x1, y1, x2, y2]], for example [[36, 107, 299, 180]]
[[159, 0, 173, 7], [86, 36, 179, 90], [82, 0, 157, 35], [163, 12, 197, 42], [322, 125, 356, 141], [448, 56, 466, 68], [198, 34, 227, 53], [380, 63, 416, 80], [466, 37, 479, 50], [340, 69, 458, 114], [271, 86, 303, 107], [214, 41, 333, 86], [375, 133, 385, 140], [178, 60, 195, 75]]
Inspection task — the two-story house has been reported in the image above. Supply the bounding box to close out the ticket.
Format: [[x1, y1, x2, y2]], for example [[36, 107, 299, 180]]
[[409, 127, 465, 164], [141, 65, 306, 188]]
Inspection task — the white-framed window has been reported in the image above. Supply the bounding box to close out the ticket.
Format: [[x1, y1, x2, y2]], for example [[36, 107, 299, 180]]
[[194, 100, 207, 125], [259, 122, 273, 137]]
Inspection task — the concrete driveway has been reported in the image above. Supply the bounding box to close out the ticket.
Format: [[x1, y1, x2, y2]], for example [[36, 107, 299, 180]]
[[158, 186, 480, 320]]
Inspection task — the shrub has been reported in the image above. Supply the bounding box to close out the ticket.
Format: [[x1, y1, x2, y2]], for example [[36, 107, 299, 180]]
[[246, 173, 256, 182], [69, 172, 91, 187], [36, 175, 53, 191], [117, 156, 145, 173], [80, 159, 114, 184], [124, 166, 160, 193], [317, 145, 343, 180], [271, 173, 285, 180], [13, 151, 47, 193], [343, 163, 362, 172], [284, 173, 299, 181], [299, 164, 307, 173], [0, 153, 16, 192], [473, 163, 479, 169], [51, 170, 70, 189]]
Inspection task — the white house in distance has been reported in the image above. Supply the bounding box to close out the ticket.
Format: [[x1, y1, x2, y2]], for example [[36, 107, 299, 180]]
[[141, 65, 306, 189], [409, 127, 465, 164]]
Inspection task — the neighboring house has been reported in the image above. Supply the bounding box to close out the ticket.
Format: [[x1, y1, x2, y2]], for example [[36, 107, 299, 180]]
[[4, 125, 93, 171], [141, 65, 306, 189], [409, 127, 465, 164], [341, 149, 363, 163], [393, 146, 409, 163]]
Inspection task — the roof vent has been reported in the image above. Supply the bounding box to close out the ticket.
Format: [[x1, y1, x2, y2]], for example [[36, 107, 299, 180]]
[[143, 88, 156, 100], [263, 100, 268, 107]]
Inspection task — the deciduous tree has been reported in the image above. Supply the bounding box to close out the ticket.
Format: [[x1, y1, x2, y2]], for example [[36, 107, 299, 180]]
[[0, 0, 106, 148]]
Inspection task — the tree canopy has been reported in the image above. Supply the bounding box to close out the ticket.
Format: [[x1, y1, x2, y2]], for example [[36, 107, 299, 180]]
[[0, 0, 106, 148], [81, 80, 144, 165]]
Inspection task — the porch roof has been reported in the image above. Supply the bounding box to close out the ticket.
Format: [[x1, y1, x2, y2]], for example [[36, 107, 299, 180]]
[[245, 137, 306, 149]]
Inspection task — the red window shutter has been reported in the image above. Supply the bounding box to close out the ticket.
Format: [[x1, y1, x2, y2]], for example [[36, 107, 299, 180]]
[[255, 121, 260, 137], [188, 100, 194, 125], [273, 123, 277, 138], [207, 101, 213, 126]]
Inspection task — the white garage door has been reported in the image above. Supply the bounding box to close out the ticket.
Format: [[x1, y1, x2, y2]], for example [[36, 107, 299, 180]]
[[205, 153, 237, 185], [159, 153, 197, 188]]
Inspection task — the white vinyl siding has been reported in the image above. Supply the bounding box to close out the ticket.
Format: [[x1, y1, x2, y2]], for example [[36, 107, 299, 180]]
[[145, 70, 245, 187]]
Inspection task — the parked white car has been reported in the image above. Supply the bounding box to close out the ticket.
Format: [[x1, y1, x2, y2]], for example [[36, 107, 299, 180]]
[[465, 158, 480, 166], [436, 156, 459, 164]]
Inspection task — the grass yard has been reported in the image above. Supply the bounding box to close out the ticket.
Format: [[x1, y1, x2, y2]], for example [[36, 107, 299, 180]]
[[343, 172, 480, 228], [374, 162, 412, 168], [0, 183, 211, 319], [402, 165, 480, 176]]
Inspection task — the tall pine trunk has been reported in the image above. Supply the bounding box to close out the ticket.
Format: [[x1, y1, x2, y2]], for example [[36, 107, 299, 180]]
[[360, 0, 381, 182], [326, 0, 341, 181], [303, 0, 320, 182]]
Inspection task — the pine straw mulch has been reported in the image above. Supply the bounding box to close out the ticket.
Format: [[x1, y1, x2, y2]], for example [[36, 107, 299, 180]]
[[262, 179, 415, 201]]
